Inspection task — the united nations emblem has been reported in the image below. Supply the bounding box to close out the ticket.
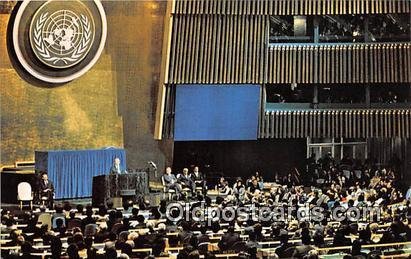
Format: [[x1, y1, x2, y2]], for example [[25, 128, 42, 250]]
[[11, 0, 106, 83], [30, 7, 95, 68]]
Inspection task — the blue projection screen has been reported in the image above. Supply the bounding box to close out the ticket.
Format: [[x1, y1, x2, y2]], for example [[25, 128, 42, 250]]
[[174, 84, 260, 141]]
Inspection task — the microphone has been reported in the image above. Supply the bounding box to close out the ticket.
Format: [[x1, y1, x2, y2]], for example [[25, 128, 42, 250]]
[[148, 161, 157, 170]]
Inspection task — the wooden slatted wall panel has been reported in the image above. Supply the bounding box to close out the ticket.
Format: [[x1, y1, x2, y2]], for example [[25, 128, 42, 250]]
[[262, 109, 411, 138], [368, 137, 410, 172], [173, 0, 410, 15], [162, 85, 176, 139], [267, 43, 411, 84], [167, 14, 268, 84]]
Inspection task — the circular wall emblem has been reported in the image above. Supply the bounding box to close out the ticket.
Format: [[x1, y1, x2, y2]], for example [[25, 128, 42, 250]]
[[11, 0, 107, 83]]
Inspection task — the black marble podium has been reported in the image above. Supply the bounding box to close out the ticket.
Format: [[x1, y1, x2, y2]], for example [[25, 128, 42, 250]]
[[92, 171, 148, 207]]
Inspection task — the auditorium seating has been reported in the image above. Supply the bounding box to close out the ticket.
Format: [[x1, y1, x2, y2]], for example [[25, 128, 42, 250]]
[[2, 193, 411, 259]]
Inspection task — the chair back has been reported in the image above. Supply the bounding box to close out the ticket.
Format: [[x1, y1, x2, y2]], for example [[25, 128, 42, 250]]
[[37, 213, 52, 230], [84, 224, 98, 236], [111, 222, 124, 234], [52, 216, 66, 229], [354, 170, 362, 179], [17, 182, 33, 201], [343, 170, 351, 179], [198, 242, 209, 255], [67, 218, 82, 230], [161, 175, 167, 191], [230, 241, 247, 253]]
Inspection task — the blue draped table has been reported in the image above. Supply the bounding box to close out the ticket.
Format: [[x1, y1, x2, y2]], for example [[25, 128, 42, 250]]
[[35, 148, 126, 199]]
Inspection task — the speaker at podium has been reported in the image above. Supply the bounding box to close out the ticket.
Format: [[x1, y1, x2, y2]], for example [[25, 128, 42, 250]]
[[92, 171, 148, 207]]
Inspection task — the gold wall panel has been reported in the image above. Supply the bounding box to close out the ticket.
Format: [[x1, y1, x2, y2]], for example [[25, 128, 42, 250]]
[[0, 1, 172, 169]]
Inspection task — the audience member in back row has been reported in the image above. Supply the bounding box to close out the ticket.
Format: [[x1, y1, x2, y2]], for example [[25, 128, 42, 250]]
[[1, 157, 410, 259]]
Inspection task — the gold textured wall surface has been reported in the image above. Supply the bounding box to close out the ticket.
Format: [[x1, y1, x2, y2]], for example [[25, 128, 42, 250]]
[[0, 1, 172, 170]]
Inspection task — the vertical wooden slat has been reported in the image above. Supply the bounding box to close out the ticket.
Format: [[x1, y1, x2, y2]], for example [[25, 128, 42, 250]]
[[322, 111, 330, 137], [330, 46, 335, 83], [353, 111, 357, 138], [325, 46, 330, 84], [275, 111, 279, 138], [307, 46, 312, 83], [407, 44, 411, 82], [244, 16, 250, 82], [368, 110, 372, 138], [308, 111, 312, 138], [274, 46, 279, 83], [379, 110, 384, 138], [363, 45, 368, 83], [220, 15, 227, 83], [347, 45, 352, 84], [279, 111, 283, 138], [296, 111, 300, 138], [283, 111, 288, 138], [303, 111, 307, 138], [385, 43, 391, 83], [284, 46, 290, 83], [227, 15, 233, 82], [396, 110, 401, 137], [168, 16, 177, 83], [314, 46, 318, 84], [238, 15, 245, 83], [361, 110, 366, 138], [344, 45, 349, 84], [406, 110, 410, 138], [353, 45, 358, 83], [254, 17, 260, 83], [301, 46, 306, 84], [398, 44, 404, 82], [319, 45, 324, 84], [179, 15, 188, 83], [186, 14, 194, 83], [376, 44, 381, 83], [280, 46, 285, 83]]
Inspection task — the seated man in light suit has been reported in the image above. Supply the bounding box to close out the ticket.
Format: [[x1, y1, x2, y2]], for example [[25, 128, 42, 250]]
[[110, 157, 126, 174], [162, 167, 182, 195]]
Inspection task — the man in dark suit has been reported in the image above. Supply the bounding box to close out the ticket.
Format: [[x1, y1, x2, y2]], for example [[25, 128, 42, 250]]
[[39, 173, 54, 208], [190, 166, 207, 193], [178, 168, 195, 192], [110, 157, 126, 174]]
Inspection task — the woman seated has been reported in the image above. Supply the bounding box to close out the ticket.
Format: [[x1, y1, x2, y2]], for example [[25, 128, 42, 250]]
[[246, 178, 262, 203], [216, 177, 231, 196], [232, 178, 246, 202]]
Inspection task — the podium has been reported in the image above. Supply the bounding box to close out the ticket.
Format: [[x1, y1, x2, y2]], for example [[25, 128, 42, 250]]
[[92, 171, 148, 207]]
